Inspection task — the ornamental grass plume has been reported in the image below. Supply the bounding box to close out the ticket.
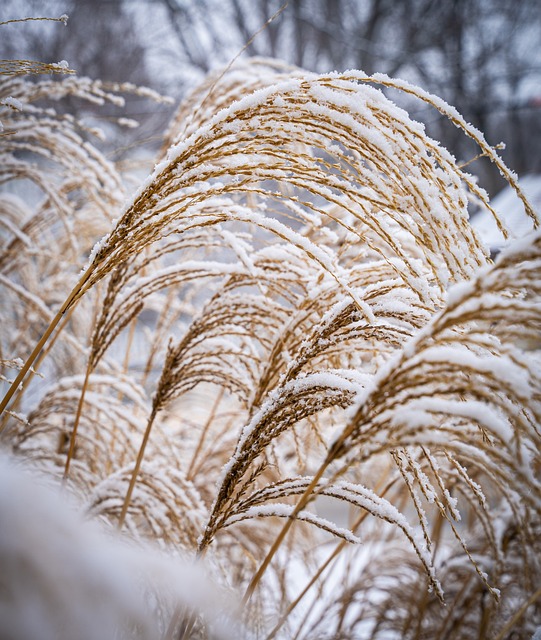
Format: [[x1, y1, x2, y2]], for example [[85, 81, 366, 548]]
[[0, 32, 540, 640]]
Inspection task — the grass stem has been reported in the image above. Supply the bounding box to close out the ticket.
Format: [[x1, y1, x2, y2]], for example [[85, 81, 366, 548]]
[[0, 267, 93, 417], [242, 455, 331, 605], [63, 358, 92, 481], [117, 405, 158, 529]]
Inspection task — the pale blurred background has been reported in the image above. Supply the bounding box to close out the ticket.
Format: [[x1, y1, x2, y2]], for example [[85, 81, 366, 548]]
[[2, 0, 540, 198]]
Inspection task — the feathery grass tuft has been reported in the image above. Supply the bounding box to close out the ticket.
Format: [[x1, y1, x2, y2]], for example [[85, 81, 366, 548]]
[[1, 52, 540, 638]]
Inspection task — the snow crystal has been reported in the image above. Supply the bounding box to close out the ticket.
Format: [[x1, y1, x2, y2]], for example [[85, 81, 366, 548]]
[[6, 411, 29, 425], [84, 236, 107, 271], [117, 118, 139, 129], [1, 96, 23, 111]]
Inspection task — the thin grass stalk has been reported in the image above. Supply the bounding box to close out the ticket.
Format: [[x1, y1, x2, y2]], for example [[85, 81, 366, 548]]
[[187, 386, 225, 481], [189, 413, 237, 481], [433, 574, 476, 640], [0, 308, 72, 433], [267, 535, 343, 640], [177, 615, 193, 640], [493, 587, 541, 640], [0, 15, 69, 27], [403, 507, 455, 638], [242, 454, 332, 605], [164, 607, 181, 640], [166, 577, 203, 640], [0, 267, 93, 415], [117, 405, 158, 529], [141, 288, 178, 387], [311, 479, 410, 640], [189, 1, 288, 124], [265, 478, 394, 640], [290, 563, 333, 640], [121, 316, 138, 377], [62, 358, 92, 481], [62, 280, 110, 478], [165, 600, 199, 640]]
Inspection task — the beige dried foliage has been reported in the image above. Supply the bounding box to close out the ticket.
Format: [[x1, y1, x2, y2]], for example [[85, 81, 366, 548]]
[[1, 53, 540, 639]]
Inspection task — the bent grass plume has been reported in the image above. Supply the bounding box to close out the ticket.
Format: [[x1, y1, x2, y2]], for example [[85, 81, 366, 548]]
[[1, 67, 490, 413], [2, 54, 541, 639]]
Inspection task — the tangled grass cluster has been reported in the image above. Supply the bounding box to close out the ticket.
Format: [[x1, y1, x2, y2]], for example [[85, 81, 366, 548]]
[[0, 27, 540, 640]]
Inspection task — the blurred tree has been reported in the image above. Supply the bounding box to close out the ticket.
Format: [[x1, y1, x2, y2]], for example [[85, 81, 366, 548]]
[[0, 0, 173, 157], [0, 0, 148, 83], [2, 0, 539, 191]]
